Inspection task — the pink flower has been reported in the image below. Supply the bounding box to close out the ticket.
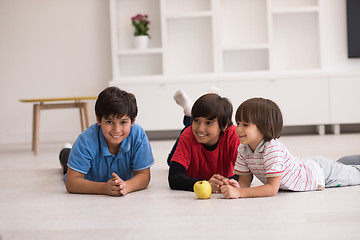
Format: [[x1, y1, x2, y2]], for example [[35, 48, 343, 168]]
[[131, 13, 151, 38]]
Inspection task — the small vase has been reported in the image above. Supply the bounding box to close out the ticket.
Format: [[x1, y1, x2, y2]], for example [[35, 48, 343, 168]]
[[134, 35, 149, 49]]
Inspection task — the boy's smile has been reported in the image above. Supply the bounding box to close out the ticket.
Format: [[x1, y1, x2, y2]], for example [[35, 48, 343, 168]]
[[97, 115, 133, 155], [236, 121, 263, 151], [192, 117, 221, 147]]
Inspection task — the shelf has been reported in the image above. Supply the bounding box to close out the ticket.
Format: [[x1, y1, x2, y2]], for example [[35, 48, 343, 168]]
[[166, 11, 212, 19], [110, 70, 359, 86], [222, 44, 269, 51], [271, 0, 318, 8], [117, 48, 163, 55], [272, 6, 319, 14]]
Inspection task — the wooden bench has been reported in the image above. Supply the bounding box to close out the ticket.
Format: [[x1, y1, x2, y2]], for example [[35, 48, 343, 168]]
[[20, 96, 97, 155]]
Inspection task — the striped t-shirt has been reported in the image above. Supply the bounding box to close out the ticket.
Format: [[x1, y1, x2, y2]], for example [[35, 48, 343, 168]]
[[234, 139, 321, 191]]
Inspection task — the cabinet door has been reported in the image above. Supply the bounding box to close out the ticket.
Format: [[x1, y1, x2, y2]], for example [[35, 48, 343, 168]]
[[117, 81, 218, 130], [269, 78, 329, 126], [220, 77, 330, 126], [329, 76, 360, 124]]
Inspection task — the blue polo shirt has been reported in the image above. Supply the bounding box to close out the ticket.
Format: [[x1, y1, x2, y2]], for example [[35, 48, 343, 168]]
[[66, 123, 154, 182]]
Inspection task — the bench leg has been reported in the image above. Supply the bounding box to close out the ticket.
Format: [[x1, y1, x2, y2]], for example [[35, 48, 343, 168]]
[[32, 104, 40, 155], [83, 102, 90, 129], [79, 102, 90, 132]]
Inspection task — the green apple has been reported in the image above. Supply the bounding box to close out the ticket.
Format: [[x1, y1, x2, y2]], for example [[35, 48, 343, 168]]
[[193, 180, 212, 199]]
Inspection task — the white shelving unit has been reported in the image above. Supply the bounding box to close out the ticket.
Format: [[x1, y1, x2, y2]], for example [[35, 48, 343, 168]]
[[109, 0, 321, 79], [109, 0, 360, 133]]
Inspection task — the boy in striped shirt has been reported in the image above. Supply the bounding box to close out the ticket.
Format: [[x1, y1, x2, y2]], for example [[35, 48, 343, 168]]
[[220, 97, 360, 198]]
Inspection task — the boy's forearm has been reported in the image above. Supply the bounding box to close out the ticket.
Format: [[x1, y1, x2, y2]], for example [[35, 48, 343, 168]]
[[124, 169, 151, 194], [65, 178, 106, 195], [237, 176, 281, 198], [168, 161, 198, 191], [65, 168, 108, 195], [238, 184, 279, 198]]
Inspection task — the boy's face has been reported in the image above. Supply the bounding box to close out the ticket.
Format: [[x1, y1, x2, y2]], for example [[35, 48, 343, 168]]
[[236, 121, 264, 151], [97, 114, 134, 154], [191, 117, 221, 147]]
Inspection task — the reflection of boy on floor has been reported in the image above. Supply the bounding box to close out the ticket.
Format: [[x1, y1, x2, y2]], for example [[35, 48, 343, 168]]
[[59, 87, 154, 196], [168, 90, 243, 193]]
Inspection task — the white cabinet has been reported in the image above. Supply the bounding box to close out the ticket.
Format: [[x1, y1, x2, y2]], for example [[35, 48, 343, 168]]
[[120, 81, 218, 130], [219, 76, 330, 126], [110, 0, 360, 133], [329, 76, 360, 124]]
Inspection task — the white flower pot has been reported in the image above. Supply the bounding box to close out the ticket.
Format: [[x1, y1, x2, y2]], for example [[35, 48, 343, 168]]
[[134, 35, 149, 49]]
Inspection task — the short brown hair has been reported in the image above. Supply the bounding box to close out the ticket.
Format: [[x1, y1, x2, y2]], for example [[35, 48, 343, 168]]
[[191, 93, 233, 133], [95, 87, 138, 123], [235, 98, 283, 142]]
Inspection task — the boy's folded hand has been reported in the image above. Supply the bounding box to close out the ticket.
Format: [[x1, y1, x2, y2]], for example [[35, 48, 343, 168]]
[[209, 174, 229, 193], [112, 172, 127, 196], [104, 173, 125, 196]]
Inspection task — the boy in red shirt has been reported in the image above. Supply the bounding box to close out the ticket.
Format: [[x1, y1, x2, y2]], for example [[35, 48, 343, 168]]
[[168, 90, 241, 193]]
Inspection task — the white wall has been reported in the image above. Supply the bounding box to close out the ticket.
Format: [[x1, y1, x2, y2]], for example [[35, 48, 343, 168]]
[[0, 0, 111, 144], [320, 0, 360, 71], [0, 0, 359, 145]]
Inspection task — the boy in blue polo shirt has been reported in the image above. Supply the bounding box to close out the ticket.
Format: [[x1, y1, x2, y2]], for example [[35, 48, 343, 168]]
[[59, 87, 154, 196]]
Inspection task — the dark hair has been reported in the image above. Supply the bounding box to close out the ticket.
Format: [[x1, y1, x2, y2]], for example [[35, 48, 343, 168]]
[[235, 97, 283, 142], [95, 87, 138, 123], [191, 93, 233, 133]]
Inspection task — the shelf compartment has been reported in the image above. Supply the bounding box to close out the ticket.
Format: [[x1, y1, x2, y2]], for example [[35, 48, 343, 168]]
[[271, 12, 320, 71], [114, 0, 162, 50], [220, 0, 268, 46], [166, 17, 214, 75], [223, 49, 269, 72], [165, 0, 211, 16], [117, 54, 163, 77]]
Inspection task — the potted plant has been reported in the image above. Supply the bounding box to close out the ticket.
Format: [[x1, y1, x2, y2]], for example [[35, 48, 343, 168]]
[[131, 14, 151, 49]]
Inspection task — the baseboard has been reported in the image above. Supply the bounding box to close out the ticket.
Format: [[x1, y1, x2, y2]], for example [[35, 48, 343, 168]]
[[146, 130, 181, 140], [146, 124, 360, 141]]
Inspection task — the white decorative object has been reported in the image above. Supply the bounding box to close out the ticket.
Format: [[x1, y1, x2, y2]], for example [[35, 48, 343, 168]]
[[134, 35, 149, 49]]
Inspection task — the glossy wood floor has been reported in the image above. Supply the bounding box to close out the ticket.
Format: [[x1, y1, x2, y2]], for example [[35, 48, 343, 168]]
[[0, 134, 360, 240]]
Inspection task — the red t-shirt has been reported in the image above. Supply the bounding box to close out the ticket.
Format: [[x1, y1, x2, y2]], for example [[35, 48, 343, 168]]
[[171, 125, 240, 180]]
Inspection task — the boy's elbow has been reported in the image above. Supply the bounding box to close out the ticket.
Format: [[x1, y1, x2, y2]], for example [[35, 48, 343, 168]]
[[64, 177, 78, 194], [143, 175, 151, 189], [168, 175, 180, 190], [64, 181, 75, 193], [268, 187, 279, 197], [168, 176, 176, 190]]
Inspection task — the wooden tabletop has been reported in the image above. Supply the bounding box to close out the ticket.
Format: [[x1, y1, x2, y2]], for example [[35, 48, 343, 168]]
[[20, 96, 98, 103]]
